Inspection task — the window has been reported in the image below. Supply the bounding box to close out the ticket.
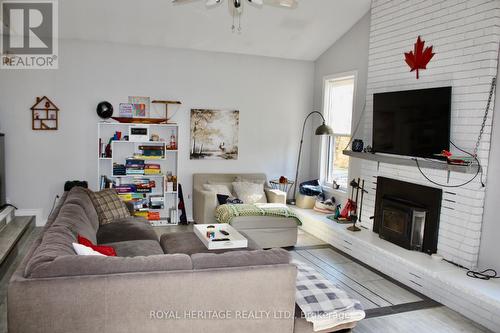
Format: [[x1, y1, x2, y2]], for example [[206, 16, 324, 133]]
[[321, 73, 356, 191]]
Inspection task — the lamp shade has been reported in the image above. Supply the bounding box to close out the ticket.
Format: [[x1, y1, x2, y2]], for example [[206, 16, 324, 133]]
[[315, 123, 334, 136]]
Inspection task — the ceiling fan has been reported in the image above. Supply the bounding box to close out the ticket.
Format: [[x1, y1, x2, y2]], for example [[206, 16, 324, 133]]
[[172, 0, 298, 32]]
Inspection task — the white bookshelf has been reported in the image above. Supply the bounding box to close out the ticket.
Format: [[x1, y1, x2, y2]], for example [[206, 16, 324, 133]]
[[97, 122, 179, 226]]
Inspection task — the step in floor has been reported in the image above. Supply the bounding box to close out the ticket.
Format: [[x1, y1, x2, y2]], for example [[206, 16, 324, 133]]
[[0, 216, 34, 266]]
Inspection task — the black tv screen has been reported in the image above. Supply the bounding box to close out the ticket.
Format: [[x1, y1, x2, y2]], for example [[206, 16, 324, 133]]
[[373, 87, 451, 159]]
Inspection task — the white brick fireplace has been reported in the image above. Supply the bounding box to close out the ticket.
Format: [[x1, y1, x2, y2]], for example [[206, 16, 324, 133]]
[[357, 0, 500, 269]]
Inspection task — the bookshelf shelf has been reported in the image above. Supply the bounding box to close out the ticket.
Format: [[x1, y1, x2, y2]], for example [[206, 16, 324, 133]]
[[98, 122, 179, 226]]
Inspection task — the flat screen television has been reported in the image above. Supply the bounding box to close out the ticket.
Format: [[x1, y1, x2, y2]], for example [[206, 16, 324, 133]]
[[0, 133, 5, 210], [373, 87, 452, 159]]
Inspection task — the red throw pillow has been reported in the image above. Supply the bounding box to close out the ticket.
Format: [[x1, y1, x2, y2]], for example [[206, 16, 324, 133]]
[[78, 235, 117, 257]]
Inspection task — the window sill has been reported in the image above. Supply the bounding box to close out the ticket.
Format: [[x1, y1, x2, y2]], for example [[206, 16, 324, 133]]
[[321, 184, 348, 201]]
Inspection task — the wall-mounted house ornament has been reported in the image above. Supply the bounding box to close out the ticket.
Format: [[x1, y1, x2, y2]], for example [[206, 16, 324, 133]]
[[404, 36, 435, 79], [30, 96, 59, 130]]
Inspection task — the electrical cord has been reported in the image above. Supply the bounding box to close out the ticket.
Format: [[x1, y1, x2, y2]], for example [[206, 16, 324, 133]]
[[443, 259, 500, 280], [413, 141, 483, 188], [344, 102, 367, 151], [0, 203, 18, 210], [48, 194, 60, 216]]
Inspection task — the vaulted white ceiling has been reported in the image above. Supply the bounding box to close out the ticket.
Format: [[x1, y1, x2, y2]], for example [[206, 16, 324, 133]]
[[59, 0, 371, 61]]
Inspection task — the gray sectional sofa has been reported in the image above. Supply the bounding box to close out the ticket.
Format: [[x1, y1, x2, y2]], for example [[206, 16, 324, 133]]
[[8, 187, 297, 333]]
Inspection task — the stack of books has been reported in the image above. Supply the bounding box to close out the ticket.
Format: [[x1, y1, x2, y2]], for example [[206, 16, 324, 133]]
[[113, 164, 126, 176], [149, 195, 164, 209], [144, 163, 161, 175], [147, 211, 161, 221], [139, 145, 165, 158], [115, 184, 136, 193], [99, 176, 115, 190], [134, 211, 148, 218], [134, 178, 155, 193], [126, 159, 145, 175]]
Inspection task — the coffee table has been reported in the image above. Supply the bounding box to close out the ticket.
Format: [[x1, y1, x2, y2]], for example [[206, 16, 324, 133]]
[[193, 224, 248, 250]]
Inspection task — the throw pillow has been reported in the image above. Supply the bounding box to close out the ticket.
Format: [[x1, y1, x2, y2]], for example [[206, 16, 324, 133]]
[[72, 243, 105, 256], [217, 194, 230, 205], [203, 184, 232, 196], [78, 235, 117, 257], [216, 194, 243, 205], [232, 181, 267, 204], [87, 189, 130, 225]]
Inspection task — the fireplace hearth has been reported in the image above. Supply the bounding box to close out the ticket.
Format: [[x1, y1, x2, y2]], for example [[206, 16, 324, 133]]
[[373, 177, 442, 254]]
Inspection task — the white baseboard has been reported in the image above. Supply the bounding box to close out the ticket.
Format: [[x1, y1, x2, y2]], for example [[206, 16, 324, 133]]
[[16, 209, 45, 226]]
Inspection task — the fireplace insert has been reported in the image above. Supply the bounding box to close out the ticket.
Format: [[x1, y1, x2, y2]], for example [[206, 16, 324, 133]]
[[380, 197, 427, 251], [373, 177, 442, 254]]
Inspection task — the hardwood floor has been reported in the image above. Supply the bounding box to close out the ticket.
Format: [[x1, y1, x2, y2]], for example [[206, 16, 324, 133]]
[[0, 225, 491, 332], [354, 307, 490, 333]]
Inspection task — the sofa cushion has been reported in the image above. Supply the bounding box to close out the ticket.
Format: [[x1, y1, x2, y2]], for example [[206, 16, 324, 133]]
[[29, 254, 193, 278], [232, 181, 267, 204], [64, 187, 99, 232], [191, 248, 290, 269], [160, 231, 260, 255], [96, 217, 158, 244], [24, 224, 76, 277], [203, 183, 232, 196], [52, 203, 98, 244], [102, 240, 164, 257], [87, 189, 130, 225], [230, 216, 299, 230]]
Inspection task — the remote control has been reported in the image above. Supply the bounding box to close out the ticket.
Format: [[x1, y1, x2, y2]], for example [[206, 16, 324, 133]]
[[219, 230, 229, 236], [212, 238, 230, 242]]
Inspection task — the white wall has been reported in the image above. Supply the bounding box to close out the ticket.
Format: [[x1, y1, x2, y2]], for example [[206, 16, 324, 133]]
[[478, 62, 500, 272], [309, 12, 371, 202], [0, 39, 314, 224]]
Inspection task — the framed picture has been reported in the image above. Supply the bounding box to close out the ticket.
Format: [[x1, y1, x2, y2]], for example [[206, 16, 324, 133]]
[[190, 109, 239, 160]]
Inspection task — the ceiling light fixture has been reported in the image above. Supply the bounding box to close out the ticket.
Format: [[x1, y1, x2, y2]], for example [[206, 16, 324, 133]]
[[172, 0, 298, 32]]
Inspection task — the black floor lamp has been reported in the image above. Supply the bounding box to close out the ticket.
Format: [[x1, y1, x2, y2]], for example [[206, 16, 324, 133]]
[[288, 111, 333, 205]]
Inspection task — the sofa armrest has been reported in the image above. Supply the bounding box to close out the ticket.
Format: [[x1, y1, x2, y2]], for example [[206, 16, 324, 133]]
[[193, 187, 218, 224], [265, 189, 287, 204]]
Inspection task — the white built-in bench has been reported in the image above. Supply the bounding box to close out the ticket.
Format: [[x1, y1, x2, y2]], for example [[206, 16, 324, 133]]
[[292, 207, 500, 332]]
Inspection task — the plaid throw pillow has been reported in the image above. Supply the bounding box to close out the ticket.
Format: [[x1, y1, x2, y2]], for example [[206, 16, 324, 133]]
[[87, 189, 130, 225]]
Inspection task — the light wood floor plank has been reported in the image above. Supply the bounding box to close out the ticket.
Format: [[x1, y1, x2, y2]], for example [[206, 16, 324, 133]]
[[306, 248, 352, 264], [363, 279, 422, 305], [354, 307, 491, 333]]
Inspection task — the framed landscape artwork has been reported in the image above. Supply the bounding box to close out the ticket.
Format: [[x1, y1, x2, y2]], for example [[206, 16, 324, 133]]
[[190, 109, 239, 160]]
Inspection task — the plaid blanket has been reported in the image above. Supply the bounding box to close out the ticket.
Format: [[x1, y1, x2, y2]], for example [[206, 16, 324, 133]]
[[215, 203, 301, 225], [294, 259, 365, 332]]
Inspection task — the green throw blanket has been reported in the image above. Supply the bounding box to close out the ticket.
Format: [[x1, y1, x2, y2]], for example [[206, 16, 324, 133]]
[[215, 203, 302, 225]]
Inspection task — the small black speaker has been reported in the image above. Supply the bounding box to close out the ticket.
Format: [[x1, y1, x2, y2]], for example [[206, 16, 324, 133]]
[[64, 181, 88, 192], [352, 139, 364, 152], [96, 101, 113, 119]]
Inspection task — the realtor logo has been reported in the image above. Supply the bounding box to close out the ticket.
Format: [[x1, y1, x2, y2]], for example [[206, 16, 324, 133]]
[[1, 0, 58, 69]]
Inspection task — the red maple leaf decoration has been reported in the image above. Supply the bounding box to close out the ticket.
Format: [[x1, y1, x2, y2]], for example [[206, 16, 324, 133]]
[[404, 36, 435, 79]]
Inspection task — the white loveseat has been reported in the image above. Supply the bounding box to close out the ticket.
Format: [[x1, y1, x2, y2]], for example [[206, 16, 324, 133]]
[[193, 173, 298, 248]]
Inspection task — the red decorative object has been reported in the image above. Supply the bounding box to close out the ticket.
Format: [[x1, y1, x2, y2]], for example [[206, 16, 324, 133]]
[[404, 36, 435, 79], [78, 235, 117, 256]]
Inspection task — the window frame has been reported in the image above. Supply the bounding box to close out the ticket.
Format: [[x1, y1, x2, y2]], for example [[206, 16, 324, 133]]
[[320, 71, 358, 193]]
